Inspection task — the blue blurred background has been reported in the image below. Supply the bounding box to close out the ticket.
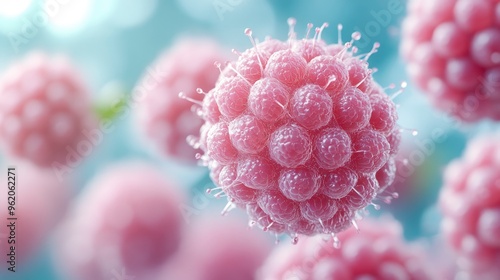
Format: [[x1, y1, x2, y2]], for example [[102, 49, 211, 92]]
[[0, 0, 493, 279]]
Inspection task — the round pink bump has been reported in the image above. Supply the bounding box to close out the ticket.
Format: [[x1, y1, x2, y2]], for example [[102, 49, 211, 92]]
[[321, 167, 358, 199], [278, 167, 321, 202], [247, 203, 287, 233], [237, 155, 278, 190], [257, 191, 301, 224], [269, 124, 312, 168], [454, 0, 495, 32], [477, 208, 500, 247], [258, 38, 288, 54], [387, 128, 401, 156], [287, 218, 318, 235], [369, 93, 398, 134], [214, 76, 251, 118], [376, 157, 396, 192], [333, 87, 372, 131], [432, 22, 471, 58], [346, 59, 372, 91], [306, 55, 349, 94], [248, 77, 290, 122], [290, 84, 333, 130], [340, 174, 378, 210], [349, 129, 390, 173], [264, 49, 307, 88], [322, 207, 354, 234], [236, 48, 270, 83], [300, 194, 338, 223], [446, 58, 483, 91], [202, 90, 221, 123], [228, 114, 269, 154], [314, 127, 352, 170], [291, 39, 327, 62], [471, 28, 500, 68], [412, 43, 447, 77], [206, 122, 238, 165]]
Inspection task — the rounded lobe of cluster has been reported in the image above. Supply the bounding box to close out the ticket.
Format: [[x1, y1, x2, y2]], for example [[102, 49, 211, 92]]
[[402, 0, 500, 121], [0, 53, 94, 167], [258, 216, 435, 280], [439, 135, 500, 278], [199, 27, 399, 237], [54, 162, 184, 280], [290, 84, 333, 130], [134, 37, 228, 163]]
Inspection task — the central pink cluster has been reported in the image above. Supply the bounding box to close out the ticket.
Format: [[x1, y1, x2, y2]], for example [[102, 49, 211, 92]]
[[198, 20, 400, 237]]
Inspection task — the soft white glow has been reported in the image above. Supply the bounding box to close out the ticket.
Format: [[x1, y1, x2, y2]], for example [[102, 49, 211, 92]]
[[0, 0, 32, 17], [111, 0, 157, 28], [48, 0, 92, 33]]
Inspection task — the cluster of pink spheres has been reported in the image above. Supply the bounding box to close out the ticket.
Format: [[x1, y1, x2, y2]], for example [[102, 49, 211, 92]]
[[0, 53, 94, 167], [259, 216, 435, 280], [134, 37, 228, 164], [194, 18, 401, 239], [440, 136, 500, 279], [54, 162, 184, 280], [402, 0, 500, 121]]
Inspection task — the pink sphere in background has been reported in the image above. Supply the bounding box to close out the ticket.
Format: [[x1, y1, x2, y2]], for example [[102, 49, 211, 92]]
[[160, 213, 272, 280], [134, 37, 229, 164], [439, 135, 500, 279], [0, 52, 95, 167], [401, 0, 500, 121], [197, 19, 400, 237], [53, 162, 184, 280], [0, 162, 70, 268], [259, 216, 436, 280]]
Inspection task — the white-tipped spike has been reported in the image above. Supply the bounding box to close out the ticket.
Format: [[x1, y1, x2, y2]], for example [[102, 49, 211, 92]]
[[227, 63, 252, 86], [318, 22, 329, 41], [178, 92, 203, 106], [352, 219, 360, 233], [206, 186, 223, 195], [196, 88, 206, 95], [214, 61, 223, 73], [390, 81, 408, 100], [232, 48, 242, 56], [244, 28, 264, 74], [186, 135, 200, 149], [337, 24, 343, 44], [287, 17, 297, 41], [364, 42, 380, 62], [305, 23, 314, 39], [221, 201, 235, 216], [399, 126, 419, 136]]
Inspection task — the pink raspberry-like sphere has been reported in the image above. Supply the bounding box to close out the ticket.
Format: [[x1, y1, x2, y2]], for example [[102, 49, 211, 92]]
[[198, 20, 401, 237], [439, 135, 500, 279], [0, 162, 70, 268], [161, 213, 272, 280], [259, 216, 435, 280], [134, 37, 228, 164], [0, 52, 94, 167], [54, 162, 184, 280], [401, 0, 500, 121]]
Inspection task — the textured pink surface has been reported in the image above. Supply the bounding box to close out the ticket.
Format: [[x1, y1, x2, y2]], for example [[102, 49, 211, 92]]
[[0, 52, 94, 167], [160, 214, 272, 280], [0, 162, 70, 267], [439, 135, 500, 279], [54, 162, 183, 280], [259, 216, 435, 280], [402, 0, 500, 121], [134, 37, 228, 164], [197, 20, 400, 237]]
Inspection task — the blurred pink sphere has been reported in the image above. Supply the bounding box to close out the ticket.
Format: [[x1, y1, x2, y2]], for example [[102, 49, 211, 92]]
[[0, 52, 95, 167], [0, 162, 71, 268], [439, 135, 500, 279], [259, 216, 436, 280], [402, 0, 500, 121], [134, 37, 228, 164], [160, 213, 272, 280], [53, 162, 184, 280]]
